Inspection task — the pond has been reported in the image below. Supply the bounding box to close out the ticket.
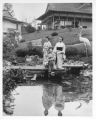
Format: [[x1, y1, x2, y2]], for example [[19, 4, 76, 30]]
[[3, 69, 92, 116]]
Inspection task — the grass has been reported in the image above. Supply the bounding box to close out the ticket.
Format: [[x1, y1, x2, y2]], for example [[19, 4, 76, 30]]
[[22, 28, 92, 45]]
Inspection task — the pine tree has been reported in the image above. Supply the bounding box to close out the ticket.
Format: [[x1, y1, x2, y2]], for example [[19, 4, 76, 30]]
[[3, 3, 14, 17]]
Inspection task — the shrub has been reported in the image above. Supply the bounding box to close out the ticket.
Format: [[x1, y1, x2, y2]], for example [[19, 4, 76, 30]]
[[51, 32, 58, 36], [20, 39, 25, 43], [66, 47, 78, 57], [3, 33, 17, 61], [25, 24, 36, 33]]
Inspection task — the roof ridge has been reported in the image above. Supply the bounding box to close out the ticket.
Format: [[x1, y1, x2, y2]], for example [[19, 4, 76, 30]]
[[78, 3, 92, 10], [45, 3, 92, 14]]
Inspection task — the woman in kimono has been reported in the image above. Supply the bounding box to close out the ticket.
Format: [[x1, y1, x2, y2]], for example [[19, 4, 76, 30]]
[[53, 36, 66, 69], [43, 37, 52, 67]]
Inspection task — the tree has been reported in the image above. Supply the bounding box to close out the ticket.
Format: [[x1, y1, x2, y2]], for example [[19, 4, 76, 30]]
[[3, 3, 14, 17], [3, 32, 18, 61]]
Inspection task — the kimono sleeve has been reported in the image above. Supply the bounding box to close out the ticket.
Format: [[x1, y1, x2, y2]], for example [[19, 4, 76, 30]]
[[49, 41, 52, 47], [62, 43, 66, 54], [53, 43, 58, 53]]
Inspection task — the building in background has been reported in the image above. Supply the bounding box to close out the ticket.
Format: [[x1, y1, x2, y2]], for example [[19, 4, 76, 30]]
[[37, 3, 92, 30], [30, 19, 41, 30], [3, 9, 23, 34]]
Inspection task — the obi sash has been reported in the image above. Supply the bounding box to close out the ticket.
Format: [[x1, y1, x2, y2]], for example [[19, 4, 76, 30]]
[[57, 47, 63, 51]]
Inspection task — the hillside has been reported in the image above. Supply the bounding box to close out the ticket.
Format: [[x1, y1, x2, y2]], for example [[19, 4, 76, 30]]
[[22, 28, 92, 45]]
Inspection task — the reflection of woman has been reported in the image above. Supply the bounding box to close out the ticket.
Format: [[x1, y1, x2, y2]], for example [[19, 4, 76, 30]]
[[53, 37, 66, 69], [43, 37, 52, 67], [42, 84, 54, 116], [54, 85, 65, 116], [42, 84, 65, 116]]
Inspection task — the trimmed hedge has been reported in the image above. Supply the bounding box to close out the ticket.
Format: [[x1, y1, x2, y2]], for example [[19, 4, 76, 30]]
[[15, 42, 92, 57], [15, 42, 43, 57]]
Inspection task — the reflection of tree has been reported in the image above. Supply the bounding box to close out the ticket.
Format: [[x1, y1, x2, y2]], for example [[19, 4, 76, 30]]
[[42, 83, 65, 116], [3, 93, 15, 115], [3, 68, 25, 115]]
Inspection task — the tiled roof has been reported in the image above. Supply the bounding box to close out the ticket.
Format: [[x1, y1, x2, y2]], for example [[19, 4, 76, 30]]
[[37, 3, 92, 20], [45, 3, 92, 14]]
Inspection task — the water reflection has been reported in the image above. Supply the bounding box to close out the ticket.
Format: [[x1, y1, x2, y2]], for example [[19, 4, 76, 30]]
[[3, 93, 15, 115], [3, 75, 92, 116], [54, 85, 65, 116], [42, 84, 65, 116]]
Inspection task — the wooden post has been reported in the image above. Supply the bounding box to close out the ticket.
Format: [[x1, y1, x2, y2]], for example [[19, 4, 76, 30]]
[[62, 17, 64, 27], [74, 17, 75, 28], [59, 14, 61, 29], [66, 13, 69, 27], [64, 18, 65, 27], [52, 15, 55, 29], [80, 17, 82, 26]]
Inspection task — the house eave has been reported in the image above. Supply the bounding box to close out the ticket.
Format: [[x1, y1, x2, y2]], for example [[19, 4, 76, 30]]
[[3, 16, 23, 24], [37, 10, 92, 21]]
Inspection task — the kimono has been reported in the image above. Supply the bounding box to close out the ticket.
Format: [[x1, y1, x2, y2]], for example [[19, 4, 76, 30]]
[[53, 42, 66, 69], [43, 41, 52, 66], [47, 51, 56, 72]]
